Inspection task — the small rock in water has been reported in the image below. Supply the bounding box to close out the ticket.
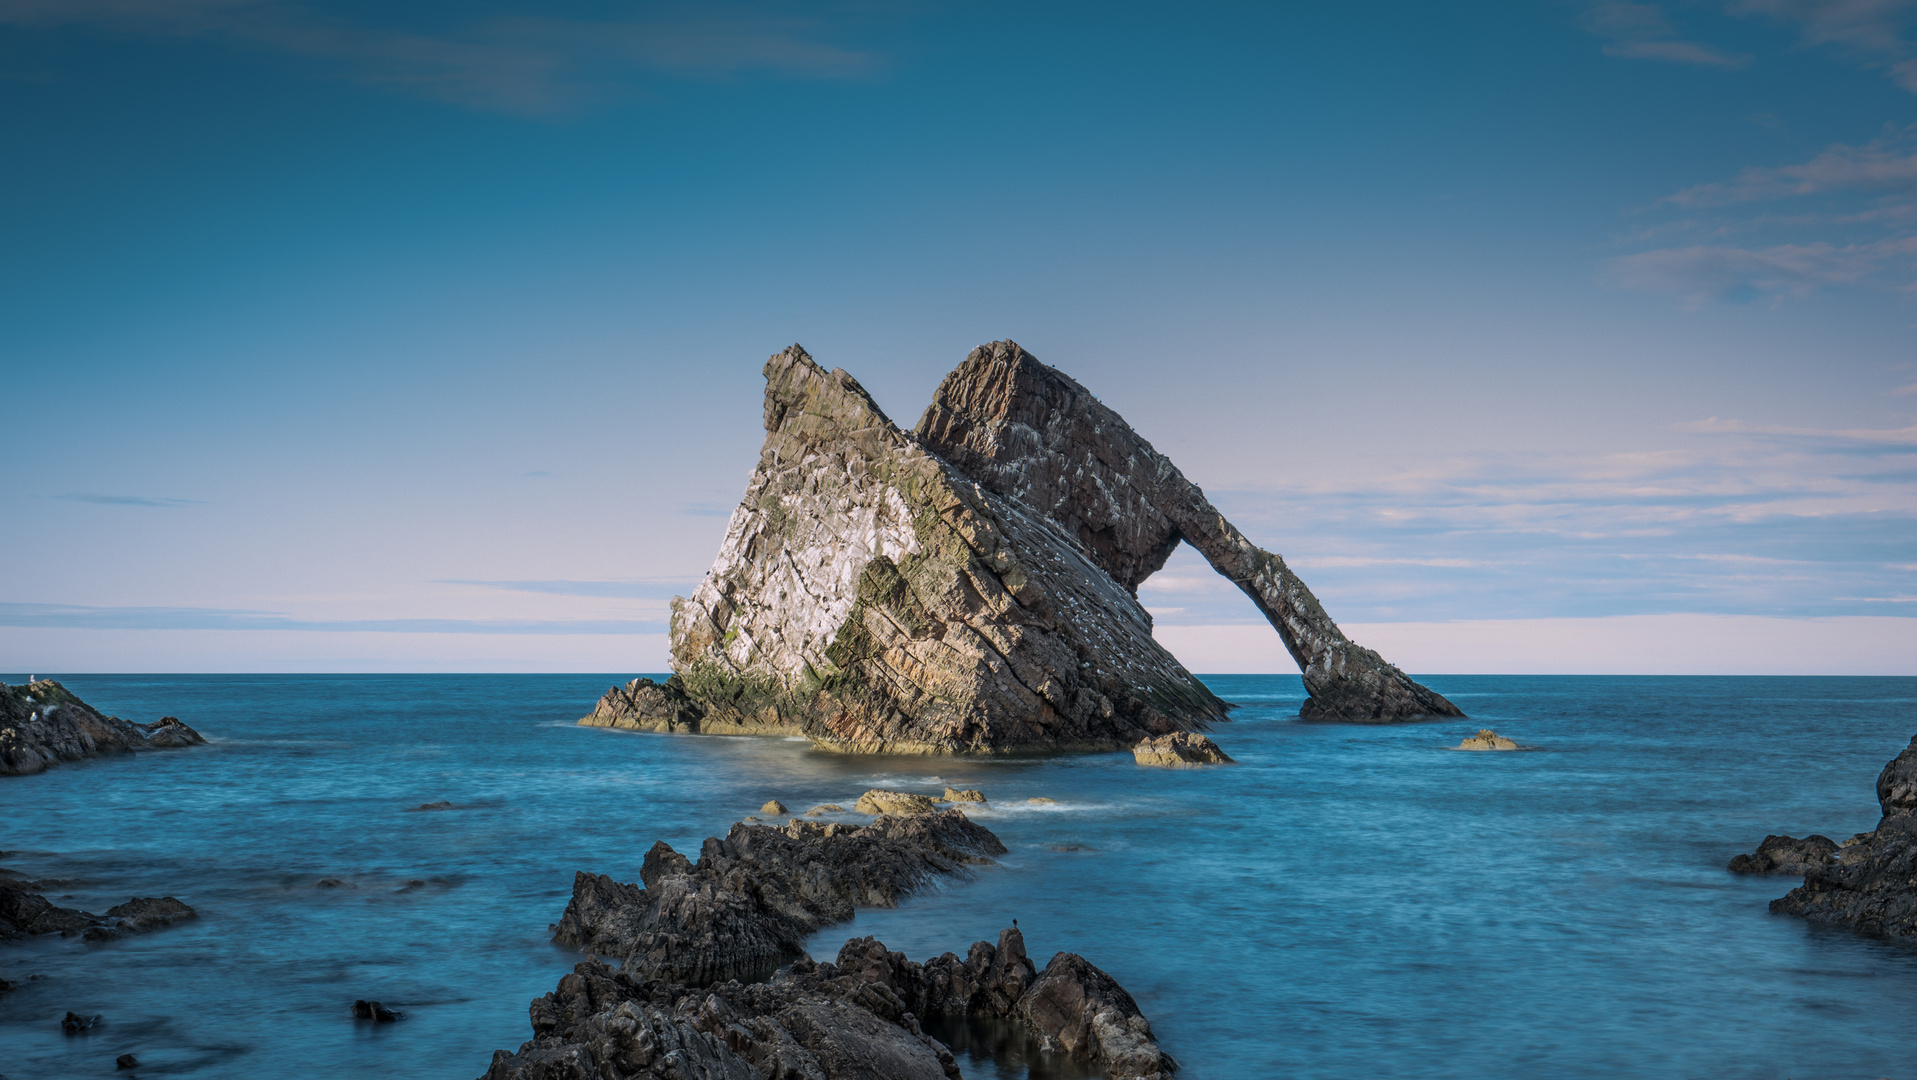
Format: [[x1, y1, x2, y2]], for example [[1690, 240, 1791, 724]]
[[804, 803, 844, 815], [1729, 834, 1838, 875], [352, 999, 402, 1022], [854, 789, 939, 816], [1133, 732, 1235, 767], [62, 1010, 101, 1033], [1454, 729, 1519, 751], [116, 1053, 139, 1069], [1027, 797, 1058, 805], [104, 896, 196, 934], [410, 800, 456, 811], [315, 878, 350, 889], [761, 799, 787, 815], [943, 787, 987, 803]]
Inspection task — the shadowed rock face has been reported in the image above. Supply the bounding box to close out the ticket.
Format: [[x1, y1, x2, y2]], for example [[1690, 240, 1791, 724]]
[[633, 345, 1229, 754], [1771, 735, 1917, 938], [0, 680, 206, 776], [916, 341, 1461, 723]]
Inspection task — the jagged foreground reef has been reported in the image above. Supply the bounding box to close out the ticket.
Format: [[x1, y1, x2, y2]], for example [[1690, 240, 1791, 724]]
[[1, 679, 205, 776], [586, 342, 1455, 752], [486, 810, 1173, 1080], [1764, 734, 1917, 938]]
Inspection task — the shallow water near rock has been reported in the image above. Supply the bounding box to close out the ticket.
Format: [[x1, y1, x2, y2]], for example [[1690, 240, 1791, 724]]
[[4, 673, 1917, 1079]]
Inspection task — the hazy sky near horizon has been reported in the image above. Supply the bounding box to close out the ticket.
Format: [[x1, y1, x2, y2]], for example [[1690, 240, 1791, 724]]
[[4, 0, 1916, 674]]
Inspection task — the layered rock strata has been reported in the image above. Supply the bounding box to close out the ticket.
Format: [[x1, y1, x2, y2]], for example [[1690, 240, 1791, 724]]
[[916, 341, 1460, 723], [552, 810, 1006, 986], [484, 926, 1173, 1080], [1, 680, 206, 776], [1770, 734, 1917, 938], [1132, 732, 1234, 767], [600, 345, 1228, 753]]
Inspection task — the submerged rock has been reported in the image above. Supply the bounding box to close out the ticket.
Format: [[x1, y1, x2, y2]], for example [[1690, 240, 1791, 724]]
[[1, 878, 196, 941], [1454, 729, 1519, 751], [1769, 735, 1917, 938], [551, 810, 1006, 986], [62, 1010, 100, 1034], [855, 789, 939, 816], [1729, 834, 1837, 875], [410, 800, 456, 811], [943, 787, 987, 803], [352, 999, 403, 1022], [116, 1053, 139, 1070], [1132, 732, 1234, 767], [806, 803, 845, 815], [0, 680, 206, 777], [485, 925, 1172, 1080]]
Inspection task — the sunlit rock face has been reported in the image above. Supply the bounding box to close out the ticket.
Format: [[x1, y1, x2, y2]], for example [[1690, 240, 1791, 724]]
[[916, 340, 1461, 723], [587, 339, 1457, 753], [656, 345, 1227, 754]]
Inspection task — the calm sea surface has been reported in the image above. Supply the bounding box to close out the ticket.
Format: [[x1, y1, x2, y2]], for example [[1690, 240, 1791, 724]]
[[4, 674, 1917, 1079]]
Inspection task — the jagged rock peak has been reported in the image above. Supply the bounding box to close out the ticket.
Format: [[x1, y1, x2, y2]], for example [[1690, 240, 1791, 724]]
[[636, 344, 1228, 754], [916, 339, 1462, 723]]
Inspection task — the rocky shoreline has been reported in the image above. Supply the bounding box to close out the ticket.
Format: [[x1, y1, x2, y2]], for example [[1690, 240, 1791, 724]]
[[488, 805, 1174, 1079], [1, 679, 206, 777], [1734, 734, 1917, 940]]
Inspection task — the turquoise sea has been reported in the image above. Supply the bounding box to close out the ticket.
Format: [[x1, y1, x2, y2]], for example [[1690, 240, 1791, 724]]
[[4, 674, 1917, 1079]]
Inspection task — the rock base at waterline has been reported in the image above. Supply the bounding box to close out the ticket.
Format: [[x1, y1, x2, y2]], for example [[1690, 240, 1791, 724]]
[[1, 679, 206, 777], [1132, 732, 1234, 767], [1769, 734, 1917, 939]]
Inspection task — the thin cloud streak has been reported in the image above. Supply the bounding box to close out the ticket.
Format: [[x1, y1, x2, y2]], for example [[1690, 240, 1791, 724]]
[[1578, 2, 1753, 68], [0, 601, 664, 634], [0, 0, 884, 113], [53, 492, 202, 507]]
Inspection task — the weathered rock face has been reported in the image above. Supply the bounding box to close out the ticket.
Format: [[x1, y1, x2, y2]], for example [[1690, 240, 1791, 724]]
[[1728, 834, 1837, 875], [1132, 732, 1235, 767], [552, 810, 1007, 987], [485, 927, 1174, 1080], [915, 341, 1462, 723], [1769, 736, 1917, 938], [1454, 729, 1519, 751], [0, 680, 206, 776], [607, 345, 1228, 755]]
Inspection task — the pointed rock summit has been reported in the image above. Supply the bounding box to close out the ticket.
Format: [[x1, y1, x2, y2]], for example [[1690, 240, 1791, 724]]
[[585, 341, 1459, 753]]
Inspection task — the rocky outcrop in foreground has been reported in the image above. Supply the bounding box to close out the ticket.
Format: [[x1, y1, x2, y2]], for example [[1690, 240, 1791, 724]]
[[1, 876, 196, 941], [1132, 732, 1234, 767], [1, 679, 205, 776], [1765, 735, 1917, 938], [584, 342, 1457, 754], [484, 926, 1174, 1080], [497, 807, 1172, 1079], [552, 810, 1006, 986]]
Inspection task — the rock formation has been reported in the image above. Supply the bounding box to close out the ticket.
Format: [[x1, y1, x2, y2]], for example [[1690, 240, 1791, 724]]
[[552, 810, 1006, 987], [1, 876, 197, 941], [1, 679, 206, 776], [915, 341, 1460, 723], [943, 787, 987, 803], [1770, 734, 1917, 938], [1728, 834, 1837, 875], [1132, 732, 1235, 767], [855, 789, 939, 816], [1454, 729, 1518, 751], [484, 926, 1173, 1080], [583, 341, 1456, 753]]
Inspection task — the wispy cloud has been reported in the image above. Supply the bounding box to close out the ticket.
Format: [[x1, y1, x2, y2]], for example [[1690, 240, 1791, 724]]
[[435, 578, 699, 599], [1727, 0, 1917, 91], [53, 492, 202, 507], [0, 601, 663, 634], [0, 0, 884, 114], [1609, 126, 1917, 302], [1578, 2, 1752, 68]]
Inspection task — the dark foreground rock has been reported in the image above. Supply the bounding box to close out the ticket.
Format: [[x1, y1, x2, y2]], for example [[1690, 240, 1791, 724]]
[[583, 342, 1459, 754], [1729, 834, 1837, 875], [1132, 732, 1234, 767], [1770, 735, 1917, 938], [1, 679, 206, 776], [484, 926, 1173, 1080], [1, 877, 197, 941], [552, 810, 1007, 986]]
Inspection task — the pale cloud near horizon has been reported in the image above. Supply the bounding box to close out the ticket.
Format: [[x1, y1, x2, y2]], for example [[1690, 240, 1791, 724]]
[[0, 0, 883, 113]]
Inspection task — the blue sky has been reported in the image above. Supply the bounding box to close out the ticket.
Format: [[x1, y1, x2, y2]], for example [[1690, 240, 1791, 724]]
[[4, 1, 1915, 673]]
